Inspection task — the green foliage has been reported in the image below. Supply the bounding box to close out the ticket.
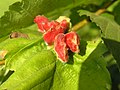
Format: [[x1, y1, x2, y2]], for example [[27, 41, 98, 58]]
[[79, 9, 120, 68], [103, 38, 120, 69], [0, 38, 111, 90], [51, 40, 110, 90], [0, 0, 109, 38], [113, 1, 120, 25], [0, 0, 120, 90], [79, 10, 120, 42], [0, 50, 56, 90], [0, 0, 19, 16]]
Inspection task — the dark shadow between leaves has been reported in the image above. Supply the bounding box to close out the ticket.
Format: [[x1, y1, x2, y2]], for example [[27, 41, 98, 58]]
[[79, 40, 87, 56], [67, 40, 87, 65], [49, 63, 56, 90], [1, 70, 14, 84], [107, 64, 120, 90], [67, 51, 74, 65], [113, 2, 120, 25], [103, 38, 120, 69], [70, 4, 99, 26]]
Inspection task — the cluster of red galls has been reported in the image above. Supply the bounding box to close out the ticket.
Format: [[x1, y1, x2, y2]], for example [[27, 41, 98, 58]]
[[34, 15, 80, 62]]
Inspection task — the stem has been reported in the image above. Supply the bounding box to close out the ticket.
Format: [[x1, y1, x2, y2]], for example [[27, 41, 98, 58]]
[[72, 19, 88, 31], [95, 9, 106, 15], [72, 0, 117, 31]]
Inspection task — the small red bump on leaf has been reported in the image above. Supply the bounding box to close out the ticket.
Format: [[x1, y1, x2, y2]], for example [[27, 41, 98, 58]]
[[43, 22, 67, 45], [60, 20, 69, 30], [34, 15, 49, 33], [43, 28, 58, 45], [43, 26, 66, 45], [42, 22, 51, 31], [41, 21, 60, 32], [50, 21, 60, 29], [65, 32, 80, 53], [54, 33, 68, 62], [34, 15, 49, 23], [37, 23, 46, 33]]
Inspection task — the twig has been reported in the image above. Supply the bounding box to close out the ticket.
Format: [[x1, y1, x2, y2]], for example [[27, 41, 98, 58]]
[[95, 9, 106, 15], [71, 19, 88, 31], [72, 0, 117, 31]]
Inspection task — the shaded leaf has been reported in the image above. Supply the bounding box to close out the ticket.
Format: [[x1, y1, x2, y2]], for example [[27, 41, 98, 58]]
[[103, 38, 120, 69], [79, 10, 120, 42], [0, 0, 108, 38], [0, 0, 19, 16], [79, 10, 120, 68], [77, 22, 101, 41], [113, 2, 120, 25]]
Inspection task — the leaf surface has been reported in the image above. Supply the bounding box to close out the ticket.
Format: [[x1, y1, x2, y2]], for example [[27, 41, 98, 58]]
[[79, 10, 120, 42], [0, 0, 108, 38], [51, 39, 111, 90], [0, 50, 56, 90], [79, 10, 120, 68]]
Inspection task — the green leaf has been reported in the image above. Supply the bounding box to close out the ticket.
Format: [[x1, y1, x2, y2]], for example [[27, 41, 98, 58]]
[[0, 24, 46, 71], [51, 39, 111, 90], [0, 50, 56, 90], [0, 1, 113, 89], [0, 0, 108, 38], [103, 38, 120, 69], [79, 10, 120, 68], [79, 45, 111, 90], [76, 22, 101, 41], [79, 10, 120, 42], [18, 24, 42, 39], [0, 38, 111, 90], [113, 2, 120, 25], [79, 43, 111, 90], [0, 0, 20, 16], [0, 37, 46, 71]]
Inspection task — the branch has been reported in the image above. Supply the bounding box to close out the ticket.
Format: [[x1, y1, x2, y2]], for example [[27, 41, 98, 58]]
[[71, 19, 88, 31], [72, 0, 117, 31]]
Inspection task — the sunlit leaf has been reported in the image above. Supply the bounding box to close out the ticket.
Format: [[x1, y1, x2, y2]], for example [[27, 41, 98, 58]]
[[0, 50, 56, 90], [51, 39, 110, 90]]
